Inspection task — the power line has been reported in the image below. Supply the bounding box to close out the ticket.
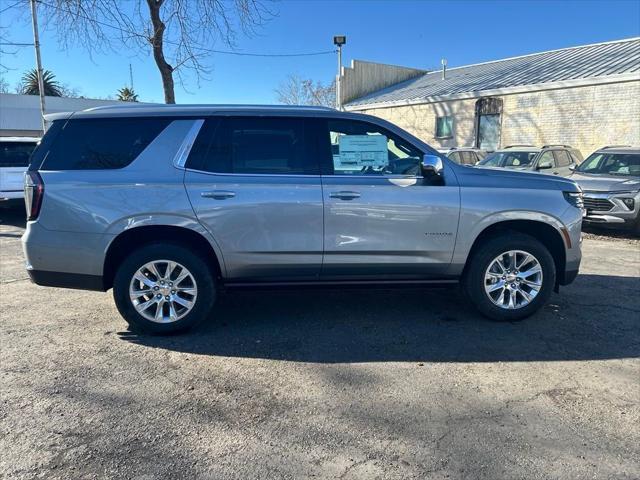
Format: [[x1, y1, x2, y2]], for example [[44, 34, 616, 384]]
[[35, 0, 336, 58], [0, 0, 23, 15]]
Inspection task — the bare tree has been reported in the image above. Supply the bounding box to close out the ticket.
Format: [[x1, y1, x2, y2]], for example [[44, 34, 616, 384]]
[[275, 74, 335, 108], [39, 0, 274, 103]]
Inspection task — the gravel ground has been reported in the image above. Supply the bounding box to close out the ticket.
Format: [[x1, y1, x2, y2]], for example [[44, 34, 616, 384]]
[[1, 205, 639, 480]]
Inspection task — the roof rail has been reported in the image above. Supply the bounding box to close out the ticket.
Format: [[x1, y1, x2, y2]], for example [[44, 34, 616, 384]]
[[541, 144, 572, 149], [600, 144, 632, 149], [504, 144, 536, 149]]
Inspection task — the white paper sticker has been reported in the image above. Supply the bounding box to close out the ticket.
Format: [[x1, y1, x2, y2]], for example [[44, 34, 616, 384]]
[[336, 135, 387, 170]]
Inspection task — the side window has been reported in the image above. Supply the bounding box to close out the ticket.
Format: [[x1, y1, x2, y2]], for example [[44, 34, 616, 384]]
[[195, 117, 317, 175], [537, 151, 556, 168], [461, 151, 476, 165], [327, 119, 422, 176], [448, 152, 461, 163], [554, 150, 572, 167], [42, 118, 170, 170], [435, 116, 453, 138]]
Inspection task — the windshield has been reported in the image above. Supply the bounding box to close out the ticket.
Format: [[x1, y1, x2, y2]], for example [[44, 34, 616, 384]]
[[478, 151, 537, 168], [577, 152, 640, 176]]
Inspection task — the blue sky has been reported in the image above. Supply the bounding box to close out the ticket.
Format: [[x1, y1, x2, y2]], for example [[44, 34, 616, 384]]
[[1, 0, 639, 103]]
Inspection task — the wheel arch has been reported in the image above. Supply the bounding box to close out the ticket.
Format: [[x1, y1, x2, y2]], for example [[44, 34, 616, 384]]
[[103, 225, 224, 290], [463, 219, 567, 285]]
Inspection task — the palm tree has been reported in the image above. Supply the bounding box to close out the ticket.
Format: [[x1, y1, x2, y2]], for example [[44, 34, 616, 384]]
[[20, 69, 63, 97], [116, 86, 139, 102]]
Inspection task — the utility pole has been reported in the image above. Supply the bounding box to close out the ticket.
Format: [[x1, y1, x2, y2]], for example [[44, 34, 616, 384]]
[[129, 63, 134, 90], [29, 0, 46, 133], [333, 35, 346, 110]]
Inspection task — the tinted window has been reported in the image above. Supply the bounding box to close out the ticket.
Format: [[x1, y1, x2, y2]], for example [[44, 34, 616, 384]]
[[194, 117, 316, 175], [42, 118, 170, 170], [0, 142, 37, 167], [553, 150, 572, 167], [326, 119, 422, 175]]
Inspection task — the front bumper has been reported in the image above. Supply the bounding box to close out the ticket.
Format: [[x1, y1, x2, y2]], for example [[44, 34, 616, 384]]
[[583, 191, 639, 229]]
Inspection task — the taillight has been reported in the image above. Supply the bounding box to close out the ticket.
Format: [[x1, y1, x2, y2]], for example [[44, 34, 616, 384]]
[[24, 171, 44, 221]]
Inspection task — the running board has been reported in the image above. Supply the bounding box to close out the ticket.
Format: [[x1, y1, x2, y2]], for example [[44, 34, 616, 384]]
[[223, 278, 459, 289]]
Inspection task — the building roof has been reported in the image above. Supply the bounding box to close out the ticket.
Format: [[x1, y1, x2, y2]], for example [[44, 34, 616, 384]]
[[345, 37, 640, 109], [0, 94, 124, 133]]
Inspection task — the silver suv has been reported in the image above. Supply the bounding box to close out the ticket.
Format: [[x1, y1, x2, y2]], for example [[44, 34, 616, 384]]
[[570, 146, 640, 233], [22, 105, 583, 333], [477, 145, 582, 177]]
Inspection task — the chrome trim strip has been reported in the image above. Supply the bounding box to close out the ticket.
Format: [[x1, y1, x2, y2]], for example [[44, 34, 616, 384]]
[[173, 119, 205, 169]]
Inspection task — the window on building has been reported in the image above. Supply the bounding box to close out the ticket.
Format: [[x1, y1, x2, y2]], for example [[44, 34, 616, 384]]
[[435, 116, 453, 138], [326, 119, 422, 176]]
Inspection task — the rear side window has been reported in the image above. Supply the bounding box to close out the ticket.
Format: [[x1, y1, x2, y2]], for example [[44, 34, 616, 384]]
[[188, 116, 318, 175], [448, 152, 461, 163], [0, 142, 37, 167], [41, 118, 170, 170], [553, 150, 572, 167]]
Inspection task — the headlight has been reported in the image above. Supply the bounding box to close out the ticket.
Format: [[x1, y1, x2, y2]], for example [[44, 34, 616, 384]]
[[563, 191, 584, 209]]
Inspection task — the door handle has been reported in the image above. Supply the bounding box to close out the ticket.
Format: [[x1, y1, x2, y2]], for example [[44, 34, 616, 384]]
[[329, 191, 361, 200], [201, 190, 236, 200]]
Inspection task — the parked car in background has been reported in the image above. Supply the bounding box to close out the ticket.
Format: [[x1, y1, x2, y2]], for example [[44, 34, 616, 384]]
[[23, 105, 583, 333], [476, 144, 582, 177], [439, 147, 488, 165], [0, 137, 39, 202], [570, 146, 640, 233]]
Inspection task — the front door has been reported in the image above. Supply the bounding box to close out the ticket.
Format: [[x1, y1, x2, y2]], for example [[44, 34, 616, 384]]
[[184, 116, 323, 280], [319, 118, 460, 278]]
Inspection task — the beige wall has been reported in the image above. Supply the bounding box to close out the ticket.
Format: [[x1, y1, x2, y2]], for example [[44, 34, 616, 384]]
[[355, 81, 640, 157]]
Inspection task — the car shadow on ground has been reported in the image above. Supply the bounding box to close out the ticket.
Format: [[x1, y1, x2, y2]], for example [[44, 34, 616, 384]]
[[119, 274, 640, 363]]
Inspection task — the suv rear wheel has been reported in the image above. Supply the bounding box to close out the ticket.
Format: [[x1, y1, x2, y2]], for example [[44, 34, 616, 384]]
[[464, 233, 556, 321], [113, 243, 216, 334]]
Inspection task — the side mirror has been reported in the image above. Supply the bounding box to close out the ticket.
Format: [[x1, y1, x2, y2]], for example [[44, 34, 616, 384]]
[[422, 154, 444, 176], [537, 161, 552, 170], [569, 164, 576, 171]]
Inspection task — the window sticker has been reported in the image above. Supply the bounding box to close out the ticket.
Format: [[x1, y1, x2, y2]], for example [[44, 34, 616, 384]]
[[335, 135, 387, 170]]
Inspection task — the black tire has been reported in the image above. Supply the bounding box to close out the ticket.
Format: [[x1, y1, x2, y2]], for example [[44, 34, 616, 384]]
[[113, 243, 216, 334], [463, 232, 556, 322]]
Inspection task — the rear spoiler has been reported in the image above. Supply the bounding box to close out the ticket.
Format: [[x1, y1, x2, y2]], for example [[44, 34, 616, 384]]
[[43, 111, 74, 122]]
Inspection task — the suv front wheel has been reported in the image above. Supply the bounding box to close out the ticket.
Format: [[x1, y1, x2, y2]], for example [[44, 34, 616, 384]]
[[464, 233, 556, 321], [113, 243, 216, 334]]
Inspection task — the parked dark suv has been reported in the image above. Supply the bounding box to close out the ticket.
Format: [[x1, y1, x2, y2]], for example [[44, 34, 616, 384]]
[[23, 105, 583, 333], [477, 145, 582, 177]]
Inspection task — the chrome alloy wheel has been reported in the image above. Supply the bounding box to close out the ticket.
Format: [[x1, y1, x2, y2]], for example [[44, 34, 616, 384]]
[[129, 260, 198, 323], [484, 250, 543, 310]]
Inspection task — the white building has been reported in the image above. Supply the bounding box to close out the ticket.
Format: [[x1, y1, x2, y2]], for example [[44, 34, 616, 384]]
[[0, 93, 124, 137]]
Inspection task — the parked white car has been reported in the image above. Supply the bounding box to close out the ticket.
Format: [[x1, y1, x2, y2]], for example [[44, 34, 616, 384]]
[[0, 137, 39, 201]]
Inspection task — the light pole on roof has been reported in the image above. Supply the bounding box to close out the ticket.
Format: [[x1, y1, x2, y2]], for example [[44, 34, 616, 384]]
[[333, 35, 346, 110]]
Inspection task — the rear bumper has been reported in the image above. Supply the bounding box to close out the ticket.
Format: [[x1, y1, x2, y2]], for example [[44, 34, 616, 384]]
[[27, 269, 105, 291]]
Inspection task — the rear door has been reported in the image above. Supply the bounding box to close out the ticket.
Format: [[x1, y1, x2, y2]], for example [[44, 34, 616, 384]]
[[0, 141, 37, 197], [319, 118, 459, 278], [184, 116, 323, 281]]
